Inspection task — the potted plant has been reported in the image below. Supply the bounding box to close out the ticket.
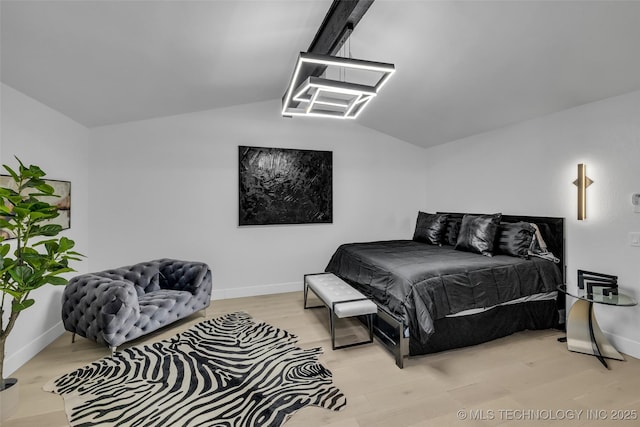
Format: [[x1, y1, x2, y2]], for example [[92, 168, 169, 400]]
[[0, 158, 83, 420]]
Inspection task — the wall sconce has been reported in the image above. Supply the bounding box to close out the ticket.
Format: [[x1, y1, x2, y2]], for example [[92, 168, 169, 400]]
[[573, 163, 593, 220]]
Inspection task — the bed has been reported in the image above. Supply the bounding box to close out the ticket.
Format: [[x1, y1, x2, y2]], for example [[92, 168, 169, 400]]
[[325, 212, 565, 368]]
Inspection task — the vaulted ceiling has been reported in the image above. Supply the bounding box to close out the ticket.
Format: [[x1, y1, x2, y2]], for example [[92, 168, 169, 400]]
[[2, 0, 640, 148]]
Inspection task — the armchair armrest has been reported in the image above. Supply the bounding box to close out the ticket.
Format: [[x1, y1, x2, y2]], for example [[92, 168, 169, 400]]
[[158, 259, 212, 310], [62, 274, 141, 348]]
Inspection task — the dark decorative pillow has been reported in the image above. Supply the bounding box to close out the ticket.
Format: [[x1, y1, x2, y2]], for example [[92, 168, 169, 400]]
[[412, 212, 449, 245], [455, 213, 502, 256], [443, 218, 462, 246], [496, 221, 536, 258]]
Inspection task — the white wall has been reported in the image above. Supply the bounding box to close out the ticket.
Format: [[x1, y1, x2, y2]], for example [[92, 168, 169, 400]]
[[0, 83, 90, 376], [88, 100, 427, 298], [7, 80, 634, 373], [423, 90, 640, 357]]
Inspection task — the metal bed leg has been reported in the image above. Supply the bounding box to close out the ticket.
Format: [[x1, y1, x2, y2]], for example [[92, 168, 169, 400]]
[[396, 325, 409, 369], [374, 306, 408, 368]]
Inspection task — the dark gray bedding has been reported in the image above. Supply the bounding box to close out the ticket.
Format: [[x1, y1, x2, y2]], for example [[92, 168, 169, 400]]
[[325, 240, 563, 344]]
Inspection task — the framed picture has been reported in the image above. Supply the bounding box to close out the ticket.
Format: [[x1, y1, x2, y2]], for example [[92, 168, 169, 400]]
[[0, 175, 71, 240], [239, 146, 332, 226]]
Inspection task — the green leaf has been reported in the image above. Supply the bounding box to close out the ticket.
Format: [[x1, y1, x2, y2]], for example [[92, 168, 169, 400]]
[[12, 298, 35, 312], [21, 163, 46, 181], [0, 257, 17, 270], [45, 243, 60, 255], [3, 164, 20, 182], [0, 288, 21, 299], [48, 267, 74, 276], [21, 252, 47, 271], [29, 201, 55, 211], [27, 212, 48, 221], [35, 183, 55, 195], [45, 276, 68, 286], [12, 207, 30, 217], [28, 164, 46, 178], [0, 188, 17, 197], [0, 244, 9, 257], [9, 265, 33, 284], [34, 224, 64, 236], [59, 237, 75, 252], [0, 218, 14, 229]]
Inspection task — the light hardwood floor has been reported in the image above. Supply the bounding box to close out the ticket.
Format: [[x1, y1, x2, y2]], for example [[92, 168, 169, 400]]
[[4, 291, 640, 426]]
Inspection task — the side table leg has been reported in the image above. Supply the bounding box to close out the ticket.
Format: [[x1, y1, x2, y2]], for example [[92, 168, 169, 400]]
[[566, 299, 624, 367], [587, 302, 608, 368]]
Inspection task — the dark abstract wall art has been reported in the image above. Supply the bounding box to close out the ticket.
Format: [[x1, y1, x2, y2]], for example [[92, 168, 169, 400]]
[[239, 146, 332, 226]]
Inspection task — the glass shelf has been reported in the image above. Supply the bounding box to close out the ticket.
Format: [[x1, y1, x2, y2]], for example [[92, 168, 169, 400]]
[[558, 284, 637, 307]]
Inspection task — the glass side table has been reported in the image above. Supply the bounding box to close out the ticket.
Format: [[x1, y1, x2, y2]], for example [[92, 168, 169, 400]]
[[558, 285, 637, 368]]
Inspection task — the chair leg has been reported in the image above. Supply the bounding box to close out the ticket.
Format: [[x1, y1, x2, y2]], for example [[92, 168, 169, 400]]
[[71, 333, 76, 344], [110, 346, 117, 355]]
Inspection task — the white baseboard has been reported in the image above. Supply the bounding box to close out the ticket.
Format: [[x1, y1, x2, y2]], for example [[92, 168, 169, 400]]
[[7, 290, 637, 377], [5, 321, 65, 377], [604, 330, 640, 360], [4, 283, 302, 376], [212, 281, 303, 300]]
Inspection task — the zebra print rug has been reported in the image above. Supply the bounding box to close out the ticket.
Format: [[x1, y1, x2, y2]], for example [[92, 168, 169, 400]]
[[44, 312, 346, 426]]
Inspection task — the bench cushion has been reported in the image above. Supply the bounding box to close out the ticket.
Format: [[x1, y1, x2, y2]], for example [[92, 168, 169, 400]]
[[334, 300, 377, 318], [307, 273, 377, 318]]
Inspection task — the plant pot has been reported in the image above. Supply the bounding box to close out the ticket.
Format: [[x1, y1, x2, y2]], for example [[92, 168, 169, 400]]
[[1, 378, 19, 422]]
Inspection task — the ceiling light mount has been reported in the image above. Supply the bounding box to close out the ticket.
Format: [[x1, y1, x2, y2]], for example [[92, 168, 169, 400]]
[[282, 52, 395, 120]]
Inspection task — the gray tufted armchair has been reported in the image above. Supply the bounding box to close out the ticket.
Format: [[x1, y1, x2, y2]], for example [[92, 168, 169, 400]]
[[62, 259, 212, 351]]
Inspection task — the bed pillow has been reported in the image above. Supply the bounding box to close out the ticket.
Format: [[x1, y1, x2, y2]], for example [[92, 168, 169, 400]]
[[455, 213, 502, 256], [412, 212, 449, 245], [443, 217, 462, 246], [496, 221, 536, 258]]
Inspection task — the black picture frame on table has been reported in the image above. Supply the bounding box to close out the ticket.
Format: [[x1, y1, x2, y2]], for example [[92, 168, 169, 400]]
[[0, 175, 71, 240], [238, 146, 332, 226]]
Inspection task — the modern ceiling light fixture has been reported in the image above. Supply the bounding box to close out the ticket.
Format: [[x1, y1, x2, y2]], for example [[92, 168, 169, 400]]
[[282, 52, 395, 119], [282, 0, 393, 120]]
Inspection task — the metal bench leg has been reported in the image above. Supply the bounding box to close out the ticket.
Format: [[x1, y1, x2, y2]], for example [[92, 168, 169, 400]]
[[303, 276, 325, 310], [369, 314, 374, 342], [332, 313, 376, 350], [331, 311, 336, 350]]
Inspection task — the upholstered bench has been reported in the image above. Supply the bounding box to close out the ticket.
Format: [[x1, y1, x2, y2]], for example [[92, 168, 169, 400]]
[[304, 273, 377, 350]]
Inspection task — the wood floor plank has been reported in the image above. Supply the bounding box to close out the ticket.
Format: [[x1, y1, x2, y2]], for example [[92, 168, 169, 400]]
[[4, 291, 640, 426]]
